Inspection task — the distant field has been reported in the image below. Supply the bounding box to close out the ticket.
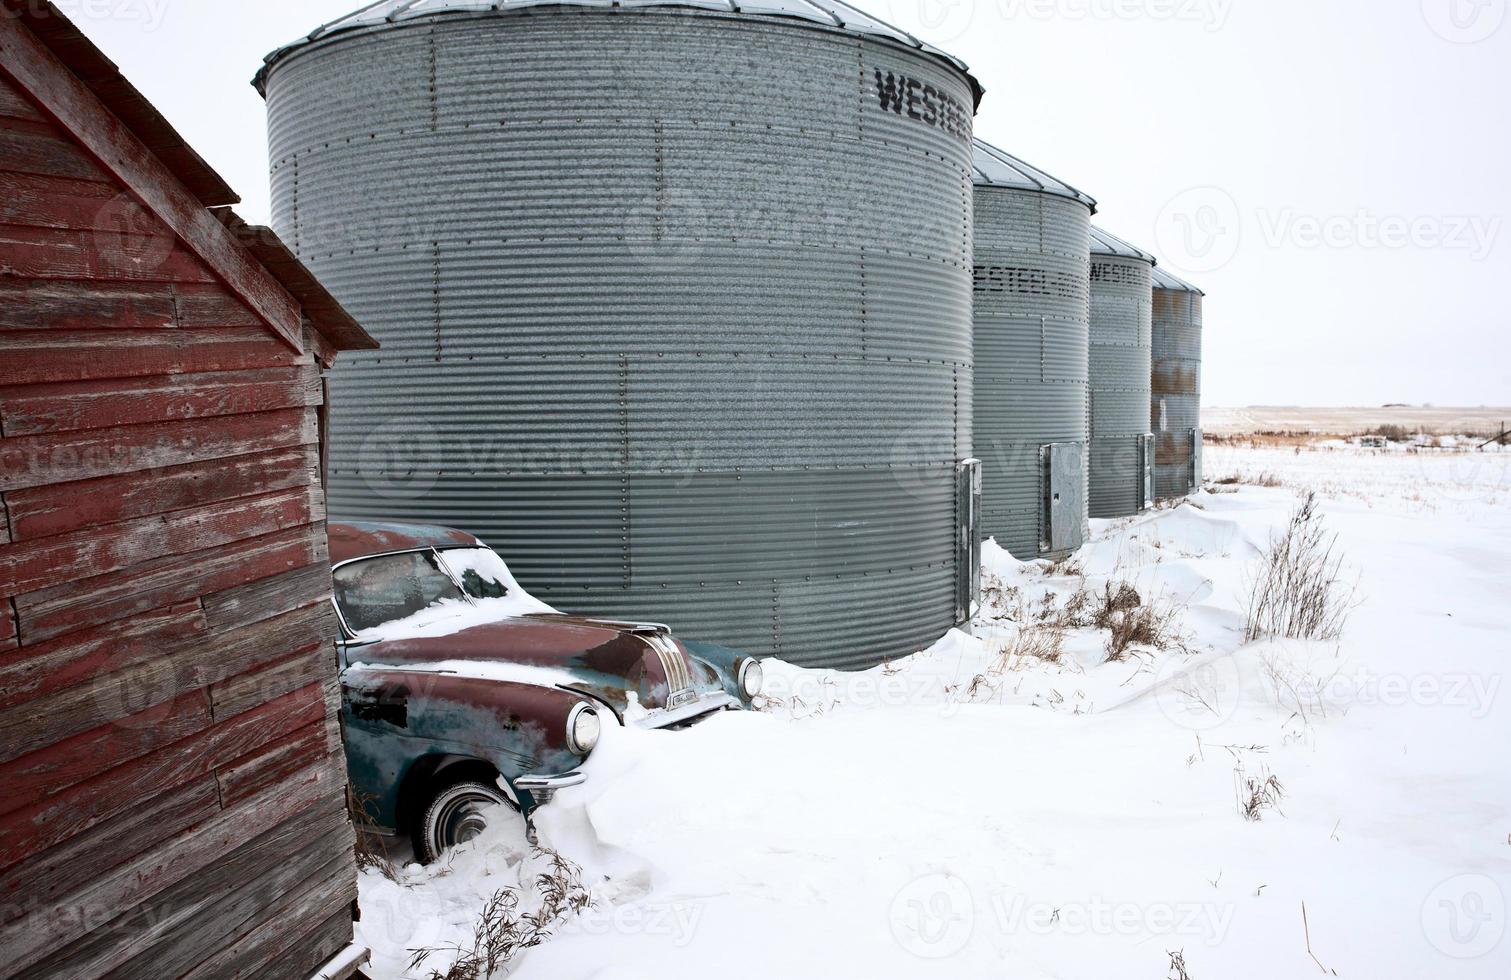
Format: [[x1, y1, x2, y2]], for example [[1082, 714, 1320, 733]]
[[1202, 406, 1511, 438]]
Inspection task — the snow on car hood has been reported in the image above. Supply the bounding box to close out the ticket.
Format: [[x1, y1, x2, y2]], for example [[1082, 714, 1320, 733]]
[[343, 615, 719, 716]]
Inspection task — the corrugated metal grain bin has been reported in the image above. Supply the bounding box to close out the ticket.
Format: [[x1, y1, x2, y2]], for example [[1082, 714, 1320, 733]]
[[257, 0, 983, 670], [1150, 266, 1205, 499], [971, 140, 1095, 560], [1088, 227, 1155, 519]]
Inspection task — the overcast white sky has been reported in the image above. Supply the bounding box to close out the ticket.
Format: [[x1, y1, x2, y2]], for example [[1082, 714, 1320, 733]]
[[58, 0, 1510, 407]]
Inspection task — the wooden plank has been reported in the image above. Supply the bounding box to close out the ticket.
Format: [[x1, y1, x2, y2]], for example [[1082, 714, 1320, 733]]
[[0, 365, 321, 438], [0, 691, 212, 821], [0, 484, 324, 597], [0, 169, 149, 231], [0, 757, 345, 977], [264, 906, 359, 980], [0, 405, 316, 494], [173, 282, 264, 328], [0, 122, 110, 182], [0, 19, 305, 351], [0, 72, 45, 123], [0, 776, 220, 925], [0, 601, 334, 764], [0, 683, 326, 869], [210, 644, 334, 725], [215, 720, 331, 810], [6, 445, 320, 541], [0, 325, 302, 387], [15, 520, 325, 644], [0, 599, 205, 712], [0, 279, 178, 331], [178, 851, 358, 980], [39, 801, 349, 980], [202, 559, 331, 632], [0, 598, 16, 653], [0, 222, 215, 283]]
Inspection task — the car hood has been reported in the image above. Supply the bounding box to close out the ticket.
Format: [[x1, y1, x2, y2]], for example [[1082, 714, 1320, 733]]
[[343, 614, 719, 718]]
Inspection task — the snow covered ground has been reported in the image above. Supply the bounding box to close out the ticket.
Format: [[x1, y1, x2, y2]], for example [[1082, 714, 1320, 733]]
[[356, 443, 1511, 979]]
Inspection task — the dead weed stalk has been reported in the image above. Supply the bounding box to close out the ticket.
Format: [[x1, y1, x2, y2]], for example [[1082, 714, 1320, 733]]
[[1244, 492, 1355, 644], [408, 847, 593, 980]]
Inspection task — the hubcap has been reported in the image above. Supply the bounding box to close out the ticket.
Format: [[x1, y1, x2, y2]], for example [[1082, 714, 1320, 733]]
[[434, 792, 503, 852]]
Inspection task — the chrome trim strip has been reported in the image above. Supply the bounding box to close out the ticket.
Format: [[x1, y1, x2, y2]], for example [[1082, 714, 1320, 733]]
[[634, 693, 739, 730], [515, 771, 588, 792]]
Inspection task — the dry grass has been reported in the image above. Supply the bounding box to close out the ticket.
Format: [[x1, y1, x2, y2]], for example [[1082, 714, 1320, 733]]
[[1210, 471, 1284, 489], [350, 786, 402, 883], [410, 849, 592, 980], [1167, 949, 1195, 980], [1092, 582, 1184, 661], [1244, 492, 1354, 644], [983, 570, 1186, 664], [1234, 764, 1286, 822]]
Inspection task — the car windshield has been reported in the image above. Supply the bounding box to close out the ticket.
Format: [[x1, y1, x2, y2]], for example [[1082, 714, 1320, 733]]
[[437, 547, 520, 600], [333, 550, 469, 635]]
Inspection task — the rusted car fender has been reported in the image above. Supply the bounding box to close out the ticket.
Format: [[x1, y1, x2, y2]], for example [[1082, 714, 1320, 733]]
[[343, 666, 589, 827]]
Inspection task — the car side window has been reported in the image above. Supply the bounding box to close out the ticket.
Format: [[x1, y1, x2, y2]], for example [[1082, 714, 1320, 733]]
[[334, 551, 467, 634]]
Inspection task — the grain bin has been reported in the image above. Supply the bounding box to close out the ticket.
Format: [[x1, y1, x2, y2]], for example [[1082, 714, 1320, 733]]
[[971, 140, 1095, 560], [1150, 266, 1205, 499], [257, 0, 983, 670], [1088, 226, 1155, 519]]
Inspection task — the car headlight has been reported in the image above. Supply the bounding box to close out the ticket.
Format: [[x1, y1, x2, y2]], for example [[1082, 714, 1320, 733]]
[[738, 659, 765, 700], [566, 703, 601, 756]]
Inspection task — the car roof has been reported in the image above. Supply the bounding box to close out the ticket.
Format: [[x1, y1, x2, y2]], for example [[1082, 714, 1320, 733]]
[[328, 521, 483, 566]]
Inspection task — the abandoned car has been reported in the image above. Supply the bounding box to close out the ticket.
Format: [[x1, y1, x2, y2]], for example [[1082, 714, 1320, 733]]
[[328, 521, 764, 861]]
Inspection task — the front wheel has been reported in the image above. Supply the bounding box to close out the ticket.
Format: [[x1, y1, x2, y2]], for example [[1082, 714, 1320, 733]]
[[414, 780, 521, 864]]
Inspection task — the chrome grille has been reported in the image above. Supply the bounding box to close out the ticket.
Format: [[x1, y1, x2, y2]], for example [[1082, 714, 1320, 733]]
[[645, 633, 692, 698]]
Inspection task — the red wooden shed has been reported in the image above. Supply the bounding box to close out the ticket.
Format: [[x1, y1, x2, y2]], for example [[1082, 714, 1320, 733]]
[[0, 2, 378, 977]]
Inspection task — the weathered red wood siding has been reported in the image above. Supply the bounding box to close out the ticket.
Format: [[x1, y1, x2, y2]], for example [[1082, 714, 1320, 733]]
[[0, 59, 357, 980]]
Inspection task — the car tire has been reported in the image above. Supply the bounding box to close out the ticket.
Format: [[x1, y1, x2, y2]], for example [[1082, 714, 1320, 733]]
[[414, 779, 521, 864]]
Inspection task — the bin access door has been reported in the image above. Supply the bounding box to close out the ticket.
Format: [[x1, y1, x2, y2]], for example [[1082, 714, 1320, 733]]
[[1044, 443, 1086, 554]]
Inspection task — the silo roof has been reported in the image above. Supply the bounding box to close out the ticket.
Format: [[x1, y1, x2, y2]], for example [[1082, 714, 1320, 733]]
[[1150, 265, 1205, 295], [971, 139, 1097, 212], [257, 0, 983, 106], [1090, 226, 1156, 264]]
